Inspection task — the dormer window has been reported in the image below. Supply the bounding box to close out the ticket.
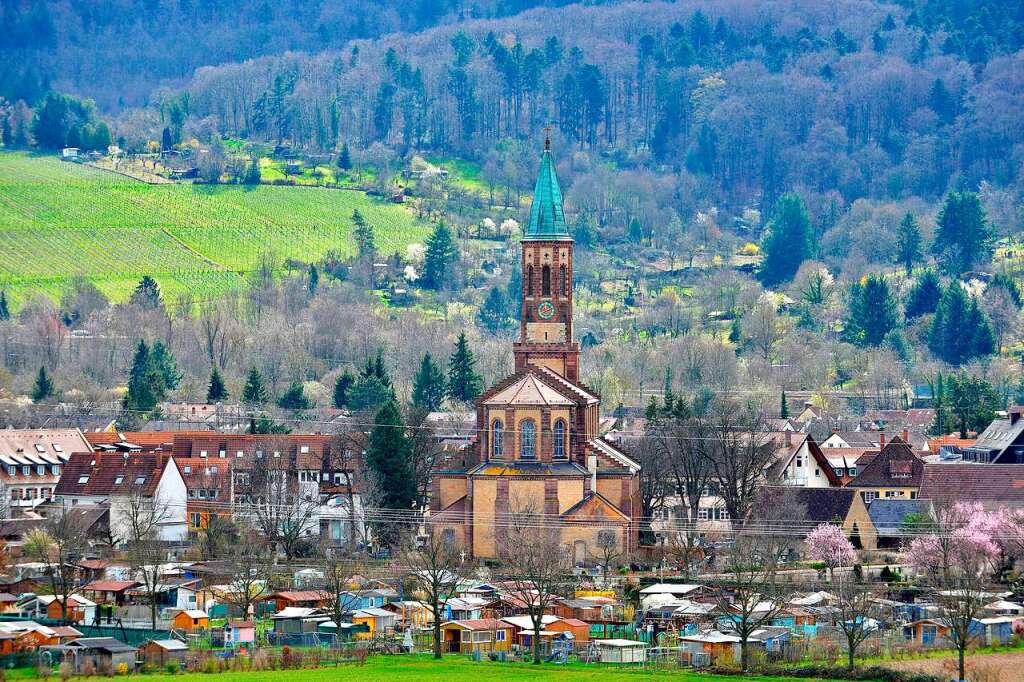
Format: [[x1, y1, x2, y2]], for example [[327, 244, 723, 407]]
[[492, 420, 504, 458], [135, 476, 146, 485], [34, 444, 45, 453], [77, 476, 89, 484], [114, 476, 123, 485], [300, 446, 309, 454], [520, 420, 536, 460]]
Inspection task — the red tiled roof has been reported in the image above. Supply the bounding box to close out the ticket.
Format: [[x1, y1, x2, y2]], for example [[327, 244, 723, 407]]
[[266, 590, 330, 603], [847, 438, 923, 488], [919, 464, 1024, 508], [84, 580, 140, 593], [54, 453, 171, 496], [171, 434, 337, 469]]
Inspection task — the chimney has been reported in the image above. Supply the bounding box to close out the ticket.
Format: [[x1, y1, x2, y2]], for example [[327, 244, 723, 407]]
[[155, 451, 165, 472], [879, 433, 886, 447], [902, 428, 909, 443], [785, 431, 792, 447]]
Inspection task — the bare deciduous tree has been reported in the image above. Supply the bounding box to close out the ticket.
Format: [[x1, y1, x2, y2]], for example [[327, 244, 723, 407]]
[[403, 527, 464, 658], [496, 502, 571, 664], [23, 510, 86, 624], [223, 528, 272, 620]]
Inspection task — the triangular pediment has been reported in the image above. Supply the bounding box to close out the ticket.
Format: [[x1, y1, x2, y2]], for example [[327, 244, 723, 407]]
[[483, 373, 575, 407], [561, 492, 630, 522]]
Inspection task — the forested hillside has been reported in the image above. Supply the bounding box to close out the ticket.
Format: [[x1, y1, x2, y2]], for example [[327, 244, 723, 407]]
[[166, 0, 1024, 231], [0, 0, 570, 108]]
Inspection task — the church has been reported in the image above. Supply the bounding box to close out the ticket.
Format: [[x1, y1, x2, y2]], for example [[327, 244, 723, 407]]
[[430, 138, 641, 562]]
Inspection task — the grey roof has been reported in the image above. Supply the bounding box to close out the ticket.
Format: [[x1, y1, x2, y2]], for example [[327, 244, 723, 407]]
[[147, 639, 187, 651], [964, 411, 1024, 463], [867, 499, 924, 537], [67, 637, 136, 653]]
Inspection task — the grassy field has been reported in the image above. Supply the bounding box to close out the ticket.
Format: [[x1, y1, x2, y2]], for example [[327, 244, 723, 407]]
[[53, 657, 863, 681], [0, 152, 430, 307]]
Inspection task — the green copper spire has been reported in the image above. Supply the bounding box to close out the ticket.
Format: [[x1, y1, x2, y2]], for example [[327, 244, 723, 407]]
[[524, 134, 571, 241]]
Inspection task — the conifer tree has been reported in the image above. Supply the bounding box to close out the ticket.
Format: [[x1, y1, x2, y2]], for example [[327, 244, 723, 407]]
[[780, 391, 789, 418], [422, 223, 458, 290], [31, 366, 54, 402], [929, 282, 995, 364], [412, 353, 446, 411], [248, 416, 291, 434], [759, 193, 814, 287], [243, 156, 261, 185], [278, 382, 312, 410], [448, 332, 482, 402], [206, 367, 228, 403], [308, 264, 319, 295], [573, 214, 597, 247], [242, 367, 270, 406], [895, 212, 922, 276], [332, 370, 354, 409], [366, 401, 415, 541], [0, 291, 9, 321], [150, 340, 181, 391], [477, 286, 513, 334], [846, 274, 898, 346], [627, 216, 643, 244], [124, 339, 163, 412], [337, 142, 352, 170], [931, 190, 993, 275], [905, 270, 942, 318], [129, 276, 162, 309], [352, 209, 375, 259]]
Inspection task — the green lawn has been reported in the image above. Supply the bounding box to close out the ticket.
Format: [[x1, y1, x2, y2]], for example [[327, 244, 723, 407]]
[[99, 657, 859, 681], [0, 152, 430, 307]]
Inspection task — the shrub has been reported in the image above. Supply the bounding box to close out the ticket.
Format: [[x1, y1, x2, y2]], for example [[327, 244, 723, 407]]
[[202, 656, 219, 674], [116, 662, 129, 676], [37, 664, 52, 679], [165, 660, 180, 674], [722, 665, 941, 682], [82, 658, 96, 677]]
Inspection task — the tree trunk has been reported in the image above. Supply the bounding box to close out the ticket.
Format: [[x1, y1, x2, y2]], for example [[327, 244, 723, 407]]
[[533, 622, 542, 663], [848, 644, 855, 668], [958, 644, 966, 682], [151, 600, 158, 630], [740, 637, 748, 672], [433, 594, 442, 659]]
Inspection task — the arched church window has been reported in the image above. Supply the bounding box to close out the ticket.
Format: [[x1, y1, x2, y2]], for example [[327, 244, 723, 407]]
[[541, 265, 551, 296], [553, 420, 566, 458], [527, 266, 534, 296], [520, 419, 536, 459], [560, 265, 567, 296], [492, 420, 504, 458]]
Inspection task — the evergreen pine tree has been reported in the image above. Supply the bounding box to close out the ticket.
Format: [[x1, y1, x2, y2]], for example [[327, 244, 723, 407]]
[[242, 367, 270, 406], [366, 401, 416, 541], [243, 156, 261, 185], [337, 142, 352, 170], [846, 274, 898, 346], [759, 192, 814, 287], [124, 339, 163, 412], [206, 367, 228, 403], [989, 273, 1022, 308], [0, 291, 9, 321], [129, 276, 162, 309], [627, 216, 644, 244], [422, 223, 458, 290], [573, 214, 597, 248], [477, 286, 513, 334], [895, 212, 922, 277], [905, 270, 943, 318], [352, 209, 375, 258], [448, 332, 482, 402], [31, 366, 54, 402], [780, 391, 789, 418], [248, 416, 291, 434], [412, 353, 446, 411], [161, 127, 173, 151], [332, 370, 355, 409], [728, 317, 742, 344], [662, 368, 674, 410], [150, 341, 181, 391], [929, 282, 995, 364], [308, 264, 319, 295], [278, 382, 312, 410], [931, 190, 994, 275]]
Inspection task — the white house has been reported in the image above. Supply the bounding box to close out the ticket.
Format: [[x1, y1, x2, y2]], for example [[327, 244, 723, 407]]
[[54, 452, 188, 543]]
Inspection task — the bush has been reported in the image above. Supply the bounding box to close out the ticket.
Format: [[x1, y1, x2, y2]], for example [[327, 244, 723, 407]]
[[165, 660, 180, 674], [116, 662, 129, 676], [712, 665, 941, 682]]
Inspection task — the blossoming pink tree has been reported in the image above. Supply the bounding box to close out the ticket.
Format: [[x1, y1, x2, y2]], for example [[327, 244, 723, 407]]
[[907, 501, 1020, 681], [806, 522, 856, 579]]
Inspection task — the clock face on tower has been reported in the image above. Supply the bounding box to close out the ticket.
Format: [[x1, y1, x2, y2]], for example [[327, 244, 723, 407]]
[[537, 300, 556, 320]]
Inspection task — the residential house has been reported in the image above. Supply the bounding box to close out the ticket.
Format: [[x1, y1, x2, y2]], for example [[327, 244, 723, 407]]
[[53, 452, 188, 543], [846, 438, 924, 505], [867, 499, 924, 549], [821, 430, 928, 452], [440, 619, 513, 654], [766, 486, 877, 550], [918, 464, 1024, 512], [772, 434, 842, 488], [171, 609, 208, 632], [863, 409, 936, 432], [177, 458, 232, 532], [0, 429, 90, 512], [961, 408, 1024, 463]]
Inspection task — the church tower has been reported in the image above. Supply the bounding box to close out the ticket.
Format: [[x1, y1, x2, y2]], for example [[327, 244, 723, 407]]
[[513, 135, 581, 383]]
